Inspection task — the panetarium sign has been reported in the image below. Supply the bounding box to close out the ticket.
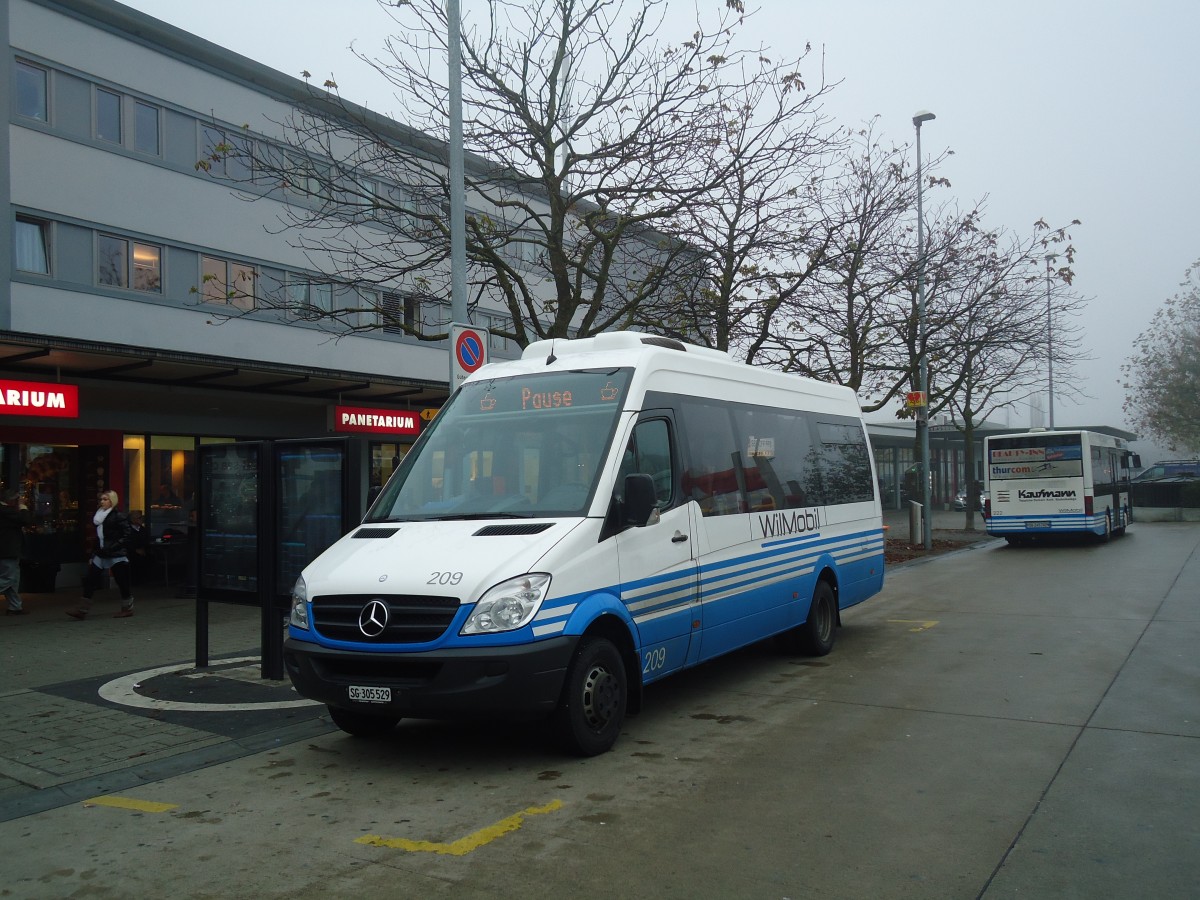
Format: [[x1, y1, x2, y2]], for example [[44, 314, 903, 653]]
[[333, 405, 421, 435], [0, 379, 79, 418]]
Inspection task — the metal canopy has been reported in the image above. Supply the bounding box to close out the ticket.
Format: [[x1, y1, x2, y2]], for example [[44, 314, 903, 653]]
[[0, 332, 448, 407]]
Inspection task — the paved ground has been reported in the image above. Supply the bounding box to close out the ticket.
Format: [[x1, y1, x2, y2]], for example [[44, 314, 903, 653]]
[[0, 506, 988, 825], [1, 520, 1196, 899], [0, 581, 332, 823]]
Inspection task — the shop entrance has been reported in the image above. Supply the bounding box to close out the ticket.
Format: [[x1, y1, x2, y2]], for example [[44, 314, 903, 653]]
[[1, 440, 116, 591]]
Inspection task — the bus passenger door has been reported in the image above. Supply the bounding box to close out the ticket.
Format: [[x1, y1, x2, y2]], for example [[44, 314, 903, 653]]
[[613, 415, 699, 680]]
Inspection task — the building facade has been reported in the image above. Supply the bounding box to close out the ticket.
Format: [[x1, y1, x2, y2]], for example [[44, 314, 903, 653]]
[[3, 0, 506, 577]]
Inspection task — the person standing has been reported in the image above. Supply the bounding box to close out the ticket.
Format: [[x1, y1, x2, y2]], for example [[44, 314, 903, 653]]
[[68, 490, 135, 620], [0, 487, 33, 616], [126, 509, 150, 584]]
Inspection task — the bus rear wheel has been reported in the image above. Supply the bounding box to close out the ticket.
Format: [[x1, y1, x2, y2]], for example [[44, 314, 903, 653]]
[[328, 706, 400, 738], [779, 581, 837, 656], [553, 636, 627, 756]]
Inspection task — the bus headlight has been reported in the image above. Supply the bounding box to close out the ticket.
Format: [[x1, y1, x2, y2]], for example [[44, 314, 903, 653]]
[[461, 574, 551, 635], [290, 575, 310, 629]]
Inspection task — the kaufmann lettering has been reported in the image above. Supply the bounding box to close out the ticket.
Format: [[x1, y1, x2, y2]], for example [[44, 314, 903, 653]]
[[0, 388, 67, 409], [757, 508, 822, 538], [1018, 489, 1077, 500]]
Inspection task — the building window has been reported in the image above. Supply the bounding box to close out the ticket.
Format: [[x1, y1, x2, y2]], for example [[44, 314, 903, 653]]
[[133, 243, 162, 291], [97, 235, 128, 287], [15, 61, 48, 121], [97, 235, 162, 292], [96, 88, 122, 144], [279, 150, 331, 200], [353, 287, 379, 329], [201, 126, 231, 176], [282, 275, 333, 319], [15, 217, 50, 274], [201, 255, 255, 310], [380, 294, 403, 334], [134, 101, 160, 155]]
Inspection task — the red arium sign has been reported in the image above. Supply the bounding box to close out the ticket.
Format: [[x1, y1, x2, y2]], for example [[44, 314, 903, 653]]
[[0, 379, 80, 418], [333, 405, 421, 436]]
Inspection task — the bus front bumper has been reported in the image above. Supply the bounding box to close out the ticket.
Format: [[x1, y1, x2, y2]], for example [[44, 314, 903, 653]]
[[283, 636, 576, 719]]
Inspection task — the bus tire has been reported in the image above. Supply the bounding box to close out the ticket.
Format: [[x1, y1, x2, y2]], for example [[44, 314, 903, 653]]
[[553, 636, 627, 756], [328, 706, 400, 738], [798, 581, 837, 656], [1099, 512, 1112, 543]]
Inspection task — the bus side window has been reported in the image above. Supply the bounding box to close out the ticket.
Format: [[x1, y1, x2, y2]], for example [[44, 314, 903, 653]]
[[676, 399, 748, 517], [619, 419, 674, 508]]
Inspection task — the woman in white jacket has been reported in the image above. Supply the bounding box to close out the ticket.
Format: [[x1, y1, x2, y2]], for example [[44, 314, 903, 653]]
[[67, 490, 135, 619]]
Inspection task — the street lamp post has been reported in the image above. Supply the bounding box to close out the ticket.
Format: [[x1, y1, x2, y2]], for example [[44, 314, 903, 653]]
[[913, 110, 935, 550], [447, 0, 468, 327], [1046, 256, 1054, 429]]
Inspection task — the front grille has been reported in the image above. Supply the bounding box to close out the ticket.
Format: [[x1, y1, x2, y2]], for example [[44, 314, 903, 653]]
[[312, 593, 460, 644]]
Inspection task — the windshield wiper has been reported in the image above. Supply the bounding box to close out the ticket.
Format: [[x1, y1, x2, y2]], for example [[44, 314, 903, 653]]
[[435, 512, 536, 521]]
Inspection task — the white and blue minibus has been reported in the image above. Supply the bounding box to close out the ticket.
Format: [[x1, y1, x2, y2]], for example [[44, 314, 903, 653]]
[[284, 331, 886, 755]]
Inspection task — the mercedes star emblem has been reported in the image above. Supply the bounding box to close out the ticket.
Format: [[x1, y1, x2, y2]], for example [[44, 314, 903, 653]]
[[358, 599, 389, 637]]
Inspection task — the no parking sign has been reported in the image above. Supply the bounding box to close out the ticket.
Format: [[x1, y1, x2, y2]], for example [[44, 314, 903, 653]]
[[450, 323, 490, 390]]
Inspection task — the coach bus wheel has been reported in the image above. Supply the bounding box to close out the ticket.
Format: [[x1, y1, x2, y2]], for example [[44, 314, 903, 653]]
[[554, 637, 627, 756], [798, 581, 837, 657], [1099, 512, 1112, 543], [328, 706, 400, 738]]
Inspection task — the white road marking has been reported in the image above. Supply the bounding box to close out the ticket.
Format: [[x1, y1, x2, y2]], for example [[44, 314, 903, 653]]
[[97, 656, 320, 711]]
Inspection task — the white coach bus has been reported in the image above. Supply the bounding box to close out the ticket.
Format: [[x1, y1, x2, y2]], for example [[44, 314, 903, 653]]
[[284, 331, 885, 755], [984, 429, 1138, 544]]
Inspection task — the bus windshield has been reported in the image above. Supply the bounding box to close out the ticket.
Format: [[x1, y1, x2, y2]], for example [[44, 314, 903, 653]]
[[368, 368, 632, 521], [988, 433, 1083, 481]]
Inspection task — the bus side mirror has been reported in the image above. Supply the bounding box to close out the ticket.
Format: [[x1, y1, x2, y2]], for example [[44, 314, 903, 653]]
[[623, 473, 659, 527]]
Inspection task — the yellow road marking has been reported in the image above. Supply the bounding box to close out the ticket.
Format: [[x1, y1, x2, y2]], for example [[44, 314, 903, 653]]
[[888, 619, 939, 632], [356, 799, 563, 856], [84, 795, 179, 813]]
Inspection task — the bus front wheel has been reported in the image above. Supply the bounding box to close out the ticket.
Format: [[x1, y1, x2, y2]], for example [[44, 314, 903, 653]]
[[553, 636, 627, 756]]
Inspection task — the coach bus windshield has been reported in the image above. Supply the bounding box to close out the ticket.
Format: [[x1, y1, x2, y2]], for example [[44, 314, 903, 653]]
[[367, 369, 632, 521]]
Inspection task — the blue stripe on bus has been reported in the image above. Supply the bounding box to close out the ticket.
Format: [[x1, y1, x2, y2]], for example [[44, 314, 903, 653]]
[[542, 527, 886, 625]]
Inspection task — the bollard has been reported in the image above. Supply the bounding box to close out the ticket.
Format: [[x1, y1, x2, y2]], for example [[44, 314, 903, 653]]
[[909, 500, 923, 544]]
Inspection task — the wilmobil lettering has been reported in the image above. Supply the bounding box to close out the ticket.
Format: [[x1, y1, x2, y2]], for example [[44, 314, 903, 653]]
[[757, 508, 822, 538]]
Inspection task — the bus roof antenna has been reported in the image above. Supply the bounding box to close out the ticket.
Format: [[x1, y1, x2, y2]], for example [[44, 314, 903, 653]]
[[546, 338, 557, 365]]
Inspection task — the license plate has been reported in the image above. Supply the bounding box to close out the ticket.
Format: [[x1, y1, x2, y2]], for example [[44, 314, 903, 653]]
[[348, 685, 392, 703], [1025, 521, 1050, 529]]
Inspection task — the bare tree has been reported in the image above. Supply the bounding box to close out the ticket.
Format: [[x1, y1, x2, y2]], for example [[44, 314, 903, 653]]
[[932, 220, 1089, 528], [639, 43, 840, 355], [1122, 259, 1200, 454], [198, 0, 832, 347], [757, 120, 961, 406]]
